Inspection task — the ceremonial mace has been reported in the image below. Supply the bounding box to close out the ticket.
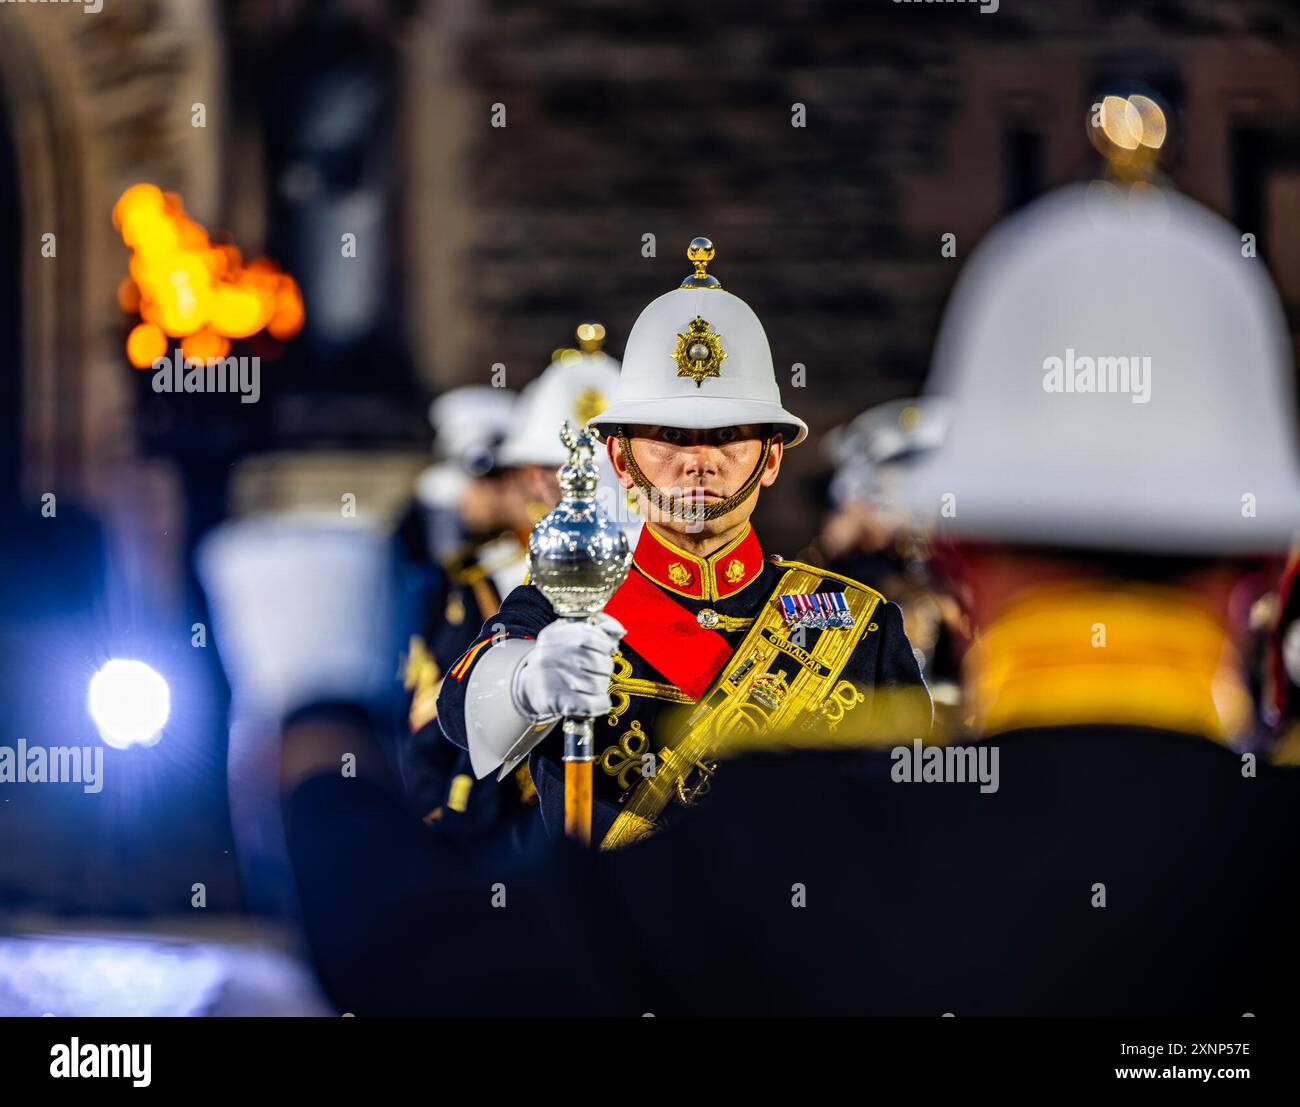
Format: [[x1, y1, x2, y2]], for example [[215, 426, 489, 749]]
[[528, 423, 633, 844]]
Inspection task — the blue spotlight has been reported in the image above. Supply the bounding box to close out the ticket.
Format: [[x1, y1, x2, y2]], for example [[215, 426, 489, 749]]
[[88, 660, 170, 749]]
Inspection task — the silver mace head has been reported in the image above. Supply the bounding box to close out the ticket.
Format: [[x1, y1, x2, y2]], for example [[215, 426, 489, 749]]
[[527, 422, 632, 619]]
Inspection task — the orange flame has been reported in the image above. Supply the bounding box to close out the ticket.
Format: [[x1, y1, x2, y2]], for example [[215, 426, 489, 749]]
[[114, 184, 305, 368], [125, 322, 168, 370]]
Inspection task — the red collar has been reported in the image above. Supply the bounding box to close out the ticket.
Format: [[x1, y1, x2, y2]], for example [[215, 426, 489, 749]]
[[631, 524, 764, 601]]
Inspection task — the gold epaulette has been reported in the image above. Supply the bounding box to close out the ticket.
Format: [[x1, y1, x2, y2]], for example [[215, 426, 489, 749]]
[[443, 531, 520, 580], [402, 634, 442, 733], [442, 546, 484, 584], [441, 541, 505, 621]]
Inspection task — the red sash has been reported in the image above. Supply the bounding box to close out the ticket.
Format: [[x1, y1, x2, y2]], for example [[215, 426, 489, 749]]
[[604, 568, 734, 700]]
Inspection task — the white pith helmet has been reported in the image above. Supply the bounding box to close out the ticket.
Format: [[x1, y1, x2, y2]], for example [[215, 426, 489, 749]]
[[497, 324, 622, 468], [428, 385, 517, 476], [496, 325, 642, 542], [587, 238, 808, 447], [825, 398, 951, 508], [903, 183, 1300, 555], [414, 461, 467, 513]]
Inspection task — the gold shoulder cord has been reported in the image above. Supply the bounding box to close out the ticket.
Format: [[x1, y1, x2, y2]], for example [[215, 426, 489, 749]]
[[601, 567, 882, 849], [451, 562, 502, 622], [469, 576, 500, 621]]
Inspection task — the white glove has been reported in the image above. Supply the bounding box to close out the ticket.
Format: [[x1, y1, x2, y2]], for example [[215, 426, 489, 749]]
[[512, 613, 626, 722]]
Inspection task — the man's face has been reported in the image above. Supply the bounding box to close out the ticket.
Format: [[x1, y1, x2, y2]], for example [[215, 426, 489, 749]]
[[608, 424, 783, 540], [458, 473, 511, 537]]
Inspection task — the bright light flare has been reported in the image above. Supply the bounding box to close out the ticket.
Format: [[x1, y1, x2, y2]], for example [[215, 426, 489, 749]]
[[88, 660, 170, 749], [1088, 93, 1169, 174], [1128, 95, 1167, 150], [1100, 96, 1143, 150]]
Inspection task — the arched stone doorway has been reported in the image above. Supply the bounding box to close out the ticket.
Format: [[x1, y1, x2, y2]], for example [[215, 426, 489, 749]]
[[0, 2, 224, 612]]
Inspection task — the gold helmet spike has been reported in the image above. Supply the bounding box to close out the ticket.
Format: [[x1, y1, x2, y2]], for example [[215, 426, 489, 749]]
[[680, 237, 722, 290], [1087, 93, 1167, 184], [575, 322, 606, 352]]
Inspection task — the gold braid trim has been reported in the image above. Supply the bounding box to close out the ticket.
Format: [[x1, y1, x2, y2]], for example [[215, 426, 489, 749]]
[[616, 426, 771, 522], [600, 568, 882, 850]]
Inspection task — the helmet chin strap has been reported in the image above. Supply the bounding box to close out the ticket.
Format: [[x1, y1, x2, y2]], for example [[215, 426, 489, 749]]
[[615, 426, 772, 523]]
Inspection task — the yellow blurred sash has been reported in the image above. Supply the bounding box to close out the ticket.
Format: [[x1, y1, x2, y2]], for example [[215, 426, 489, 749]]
[[966, 583, 1248, 744]]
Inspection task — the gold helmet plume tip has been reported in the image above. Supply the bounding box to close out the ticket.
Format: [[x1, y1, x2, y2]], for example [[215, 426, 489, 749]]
[[575, 322, 606, 352], [681, 236, 722, 290]]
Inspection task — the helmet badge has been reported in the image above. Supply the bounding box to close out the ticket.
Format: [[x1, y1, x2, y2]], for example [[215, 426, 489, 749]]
[[673, 315, 727, 387], [573, 387, 607, 424]]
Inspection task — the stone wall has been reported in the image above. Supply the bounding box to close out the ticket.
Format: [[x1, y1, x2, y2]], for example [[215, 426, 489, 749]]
[[410, 0, 1300, 547]]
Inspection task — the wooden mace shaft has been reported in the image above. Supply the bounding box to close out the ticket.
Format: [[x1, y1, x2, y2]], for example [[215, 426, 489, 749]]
[[562, 715, 595, 845], [564, 760, 593, 845]]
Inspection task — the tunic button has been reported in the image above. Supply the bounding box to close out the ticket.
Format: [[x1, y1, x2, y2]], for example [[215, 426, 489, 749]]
[[697, 608, 720, 629]]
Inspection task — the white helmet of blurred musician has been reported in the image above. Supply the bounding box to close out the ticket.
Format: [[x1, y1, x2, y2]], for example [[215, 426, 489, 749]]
[[498, 325, 621, 467], [588, 238, 808, 448], [825, 397, 951, 511], [416, 386, 519, 557], [903, 183, 1300, 554], [431, 385, 517, 473], [498, 324, 639, 540], [416, 385, 517, 511]]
